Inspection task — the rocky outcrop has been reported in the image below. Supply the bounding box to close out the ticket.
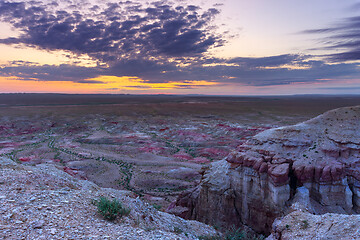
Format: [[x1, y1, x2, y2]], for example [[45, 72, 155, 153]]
[[0, 157, 217, 239], [170, 106, 360, 234]]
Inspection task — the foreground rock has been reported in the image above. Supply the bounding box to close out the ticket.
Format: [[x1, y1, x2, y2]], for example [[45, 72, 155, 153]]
[[171, 106, 360, 234], [0, 157, 217, 239], [268, 210, 360, 240]]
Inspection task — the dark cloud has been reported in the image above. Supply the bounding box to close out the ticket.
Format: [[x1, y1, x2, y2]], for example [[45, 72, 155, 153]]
[[318, 87, 360, 90], [0, 0, 222, 61], [304, 15, 360, 61], [0, 63, 102, 83], [1, 54, 359, 87], [225, 54, 308, 68], [171, 84, 218, 89], [172, 59, 360, 86]]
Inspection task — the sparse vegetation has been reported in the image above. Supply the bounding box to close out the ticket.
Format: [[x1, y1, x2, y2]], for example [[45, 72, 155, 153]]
[[93, 196, 130, 221], [301, 220, 309, 229], [173, 226, 183, 234], [199, 227, 265, 240], [152, 203, 162, 210], [144, 226, 156, 232]]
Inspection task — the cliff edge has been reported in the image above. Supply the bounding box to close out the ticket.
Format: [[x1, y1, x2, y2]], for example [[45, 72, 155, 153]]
[[171, 105, 360, 234]]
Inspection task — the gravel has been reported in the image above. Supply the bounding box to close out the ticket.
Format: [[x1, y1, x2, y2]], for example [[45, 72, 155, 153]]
[[0, 157, 218, 239]]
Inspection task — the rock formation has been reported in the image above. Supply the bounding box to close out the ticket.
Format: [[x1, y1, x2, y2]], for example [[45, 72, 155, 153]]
[[267, 210, 360, 240], [170, 106, 360, 234]]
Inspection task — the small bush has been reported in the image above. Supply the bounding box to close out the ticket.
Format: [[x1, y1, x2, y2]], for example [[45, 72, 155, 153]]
[[199, 227, 265, 240], [93, 196, 130, 221], [173, 226, 183, 234], [224, 227, 246, 240], [224, 227, 265, 240], [301, 220, 309, 229], [152, 204, 162, 210], [198, 235, 222, 240], [144, 227, 156, 232]]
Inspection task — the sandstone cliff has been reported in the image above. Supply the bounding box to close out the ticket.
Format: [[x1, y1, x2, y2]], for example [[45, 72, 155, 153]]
[[170, 106, 360, 234]]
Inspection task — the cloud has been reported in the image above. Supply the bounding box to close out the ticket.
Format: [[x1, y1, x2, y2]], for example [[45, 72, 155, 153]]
[[171, 84, 218, 89], [0, 63, 102, 82], [304, 15, 360, 61], [0, 0, 222, 61], [348, 2, 360, 11], [0, 0, 359, 89], [76, 79, 104, 84], [123, 85, 151, 89], [1, 55, 359, 88], [105, 88, 120, 90], [178, 59, 360, 86], [318, 86, 360, 90], [225, 54, 308, 68]]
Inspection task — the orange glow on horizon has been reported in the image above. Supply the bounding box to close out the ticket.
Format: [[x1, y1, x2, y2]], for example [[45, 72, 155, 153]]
[[0, 76, 96, 93], [2, 75, 358, 95], [0, 75, 219, 93]]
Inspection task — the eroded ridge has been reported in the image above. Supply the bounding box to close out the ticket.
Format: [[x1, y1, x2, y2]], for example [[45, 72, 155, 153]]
[[171, 106, 360, 234]]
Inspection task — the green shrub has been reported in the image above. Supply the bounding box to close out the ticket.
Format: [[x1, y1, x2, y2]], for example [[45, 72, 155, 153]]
[[224, 227, 246, 240], [301, 220, 309, 229], [199, 227, 265, 240], [198, 235, 222, 240], [224, 227, 265, 240], [173, 226, 183, 234], [93, 196, 130, 221], [152, 204, 162, 210]]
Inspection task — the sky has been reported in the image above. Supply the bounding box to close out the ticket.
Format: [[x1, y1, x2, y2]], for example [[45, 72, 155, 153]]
[[0, 0, 359, 95]]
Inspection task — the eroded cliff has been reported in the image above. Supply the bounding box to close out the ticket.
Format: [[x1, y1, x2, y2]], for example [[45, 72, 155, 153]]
[[170, 105, 360, 234]]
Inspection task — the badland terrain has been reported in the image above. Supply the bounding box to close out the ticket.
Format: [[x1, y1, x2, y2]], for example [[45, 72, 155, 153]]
[[1, 94, 360, 239]]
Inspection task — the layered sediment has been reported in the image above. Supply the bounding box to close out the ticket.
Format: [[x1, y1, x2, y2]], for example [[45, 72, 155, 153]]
[[170, 106, 360, 234]]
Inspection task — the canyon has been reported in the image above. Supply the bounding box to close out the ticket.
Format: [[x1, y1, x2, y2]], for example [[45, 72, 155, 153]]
[[172, 105, 360, 235]]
